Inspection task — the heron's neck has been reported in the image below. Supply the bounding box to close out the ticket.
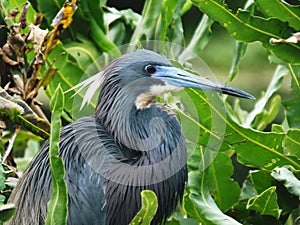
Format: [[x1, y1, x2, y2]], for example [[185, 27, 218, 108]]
[[94, 88, 183, 161]]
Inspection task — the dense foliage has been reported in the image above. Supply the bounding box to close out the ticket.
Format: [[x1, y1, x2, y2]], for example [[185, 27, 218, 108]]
[[0, 0, 299, 224]]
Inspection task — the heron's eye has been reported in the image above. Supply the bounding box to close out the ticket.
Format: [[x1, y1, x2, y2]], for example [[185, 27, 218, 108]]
[[145, 65, 156, 74]]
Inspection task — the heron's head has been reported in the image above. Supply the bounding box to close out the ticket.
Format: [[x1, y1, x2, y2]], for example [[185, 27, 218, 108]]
[[99, 49, 254, 110]]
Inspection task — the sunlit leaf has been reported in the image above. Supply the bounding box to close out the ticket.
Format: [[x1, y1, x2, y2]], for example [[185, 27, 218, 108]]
[[251, 95, 282, 131], [181, 89, 300, 171], [187, 171, 242, 225], [244, 65, 288, 128], [240, 179, 257, 200], [247, 186, 281, 218], [193, 0, 300, 64], [283, 129, 300, 159], [271, 166, 300, 197], [227, 42, 247, 82], [249, 170, 273, 194], [207, 152, 240, 211], [0, 203, 16, 222], [0, 162, 5, 191], [283, 97, 300, 129], [130, 190, 158, 225], [179, 14, 213, 63], [45, 85, 68, 225], [255, 0, 300, 30]]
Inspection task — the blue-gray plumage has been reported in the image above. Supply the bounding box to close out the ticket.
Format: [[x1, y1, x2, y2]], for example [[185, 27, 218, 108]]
[[8, 50, 254, 225]]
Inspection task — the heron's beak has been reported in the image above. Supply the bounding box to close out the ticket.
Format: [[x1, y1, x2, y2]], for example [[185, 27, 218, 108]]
[[153, 66, 255, 100]]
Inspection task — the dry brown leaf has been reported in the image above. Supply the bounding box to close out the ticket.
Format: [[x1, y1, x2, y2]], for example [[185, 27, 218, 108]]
[[270, 32, 300, 45]]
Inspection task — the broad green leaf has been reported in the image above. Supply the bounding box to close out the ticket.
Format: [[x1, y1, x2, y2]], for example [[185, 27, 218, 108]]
[[255, 0, 300, 30], [244, 65, 288, 128], [251, 94, 282, 131], [89, 17, 120, 56], [36, 0, 64, 24], [247, 186, 281, 218], [104, 7, 141, 30], [0, 203, 16, 222], [64, 37, 101, 73], [249, 170, 273, 194], [227, 0, 254, 83], [207, 152, 240, 211], [108, 23, 126, 46], [84, 0, 105, 31], [193, 0, 300, 64], [0, 195, 5, 205], [187, 171, 242, 225], [46, 44, 97, 119], [283, 65, 300, 128], [240, 180, 257, 200], [130, 190, 158, 225], [130, 0, 163, 43], [104, 7, 141, 46], [182, 89, 300, 171], [181, 0, 193, 16], [225, 99, 249, 125], [14, 139, 40, 172], [45, 85, 68, 225], [166, 211, 198, 225], [271, 124, 285, 133], [179, 14, 213, 62], [283, 97, 300, 128], [289, 65, 300, 96], [130, 0, 186, 54], [0, 162, 5, 191], [271, 166, 300, 197], [157, 0, 178, 41], [283, 129, 300, 159], [227, 42, 247, 82]]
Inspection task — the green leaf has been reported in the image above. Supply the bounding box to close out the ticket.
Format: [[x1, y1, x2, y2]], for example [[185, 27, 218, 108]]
[[14, 139, 40, 172], [130, 0, 163, 43], [255, 0, 300, 30], [64, 36, 102, 73], [187, 171, 242, 225], [271, 166, 300, 197], [272, 124, 285, 133], [251, 94, 282, 131], [0, 203, 16, 222], [207, 152, 240, 211], [227, 0, 255, 83], [283, 97, 300, 129], [240, 180, 257, 200], [247, 186, 281, 218], [36, 0, 64, 24], [244, 65, 288, 128], [289, 65, 300, 96], [0, 162, 5, 191], [45, 85, 68, 225], [181, 89, 300, 171], [249, 170, 273, 194], [227, 42, 247, 82], [45, 44, 97, 119], [193, 0, 300, 64], [283, 129, 300, 159], [179, 14, 213, 62], [104, 7, 141, 30], [129, 0, 186, 50], [130, 190, 158, 225], [89, 17, 120, 57]]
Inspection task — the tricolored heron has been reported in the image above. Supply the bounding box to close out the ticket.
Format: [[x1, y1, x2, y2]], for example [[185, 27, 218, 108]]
[[8, 50, 254, 225]]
